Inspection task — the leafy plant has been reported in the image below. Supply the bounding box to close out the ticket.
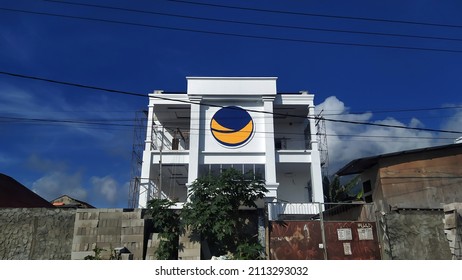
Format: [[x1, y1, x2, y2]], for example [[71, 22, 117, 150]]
[[181, 168, 267, 258], [234, 240, 265, 260], [146, 198, 180, 260], [84, 246, 106, 260], [323, 174, 361, 202]]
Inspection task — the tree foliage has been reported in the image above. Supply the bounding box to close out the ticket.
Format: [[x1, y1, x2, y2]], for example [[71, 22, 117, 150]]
[[147, 168, 268, 259], [146, 198, 180, 260], [323, 174, 361, 202], [181, 168, 267, 259]]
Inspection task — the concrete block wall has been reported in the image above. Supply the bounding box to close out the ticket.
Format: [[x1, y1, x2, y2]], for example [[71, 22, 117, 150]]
[[0, 208, 247, 260], [145, 233, 160, 260], [443, 203, 462, 260], [145, 231, 201, 260], [71, 209, 145, 260], [0, 208, 76, 260], [178, 229, 201, 260]]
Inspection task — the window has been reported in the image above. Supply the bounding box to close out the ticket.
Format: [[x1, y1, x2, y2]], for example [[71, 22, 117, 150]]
[[275, 138, 287, 150], [362, 180, 373, 203], [172, 138, 179, 150]]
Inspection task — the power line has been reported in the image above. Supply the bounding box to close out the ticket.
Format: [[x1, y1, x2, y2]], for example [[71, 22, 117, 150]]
[[0, 70, 147, 98], [168, 0, 462, 29], [1, 7, 462, 54], [319, 105, 462, 116], [43, 0, 462, 43], [1, 70, 462, 135], [4, 114, 454, 141], [0, 115, 133, 127]]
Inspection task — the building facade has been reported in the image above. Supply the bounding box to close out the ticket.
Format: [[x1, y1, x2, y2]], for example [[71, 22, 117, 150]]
[[336, 142, 462, 213], [137, 77, 324, 209]]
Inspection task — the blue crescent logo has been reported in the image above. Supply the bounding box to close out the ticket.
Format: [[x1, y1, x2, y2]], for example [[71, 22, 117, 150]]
[[210, 106, 254, 147]]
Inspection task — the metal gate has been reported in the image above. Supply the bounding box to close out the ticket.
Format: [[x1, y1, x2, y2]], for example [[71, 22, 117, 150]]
[[268, 203, 381, 260], [269, 221, 381, 260]]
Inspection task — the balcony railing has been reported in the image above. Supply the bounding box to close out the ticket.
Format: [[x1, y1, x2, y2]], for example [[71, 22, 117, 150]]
[[152, 127, 190, 151]]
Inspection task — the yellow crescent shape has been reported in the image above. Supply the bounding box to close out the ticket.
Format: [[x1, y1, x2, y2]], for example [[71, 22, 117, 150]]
[[210, 119, 233, 132], [212, 120, 253, 145]]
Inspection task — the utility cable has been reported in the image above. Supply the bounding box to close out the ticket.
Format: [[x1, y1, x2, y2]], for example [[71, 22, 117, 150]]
[[0, 115, 133, 127], [1, 7, 462, 54], [42, 0, 462, 42], [168, 0, 462, 29], [1, 70, 462, 135]]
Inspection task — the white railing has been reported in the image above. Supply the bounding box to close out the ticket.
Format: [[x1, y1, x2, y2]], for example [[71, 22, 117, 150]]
[[152, 127, 190, 151]]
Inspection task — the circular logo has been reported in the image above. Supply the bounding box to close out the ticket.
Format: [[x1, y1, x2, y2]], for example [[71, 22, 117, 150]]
[[210, 106, 254, 148]]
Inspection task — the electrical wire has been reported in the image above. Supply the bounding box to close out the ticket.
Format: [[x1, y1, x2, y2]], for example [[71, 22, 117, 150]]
[[168, 0, 462, 29], [1, 7, 462, 54], [1, 70, 462, 135], [42, 0, 462, 42], [0, 115, 133, 126], [1, 113, 458, 143]]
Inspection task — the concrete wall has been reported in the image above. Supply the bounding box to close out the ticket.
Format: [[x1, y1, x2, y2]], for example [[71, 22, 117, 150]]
[[0, 208, 150, 260], [0, 208, 196, 260], [71, 209, 145, 260], [443, 203, 462, 260], [0, 208, 76, 260], [380, 210, 451, 260], [1, 207, 454, 260]]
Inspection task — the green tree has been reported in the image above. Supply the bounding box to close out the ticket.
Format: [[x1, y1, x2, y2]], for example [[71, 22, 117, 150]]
[[181, 168, 267, 259], [146, 198, 180, 260], [323, 174, 361, 202]]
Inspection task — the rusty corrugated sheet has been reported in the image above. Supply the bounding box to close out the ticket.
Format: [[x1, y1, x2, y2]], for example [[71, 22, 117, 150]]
[[324, 221, 381, 260], [269, 221, 381, 260], [269, 221, 324, 260]]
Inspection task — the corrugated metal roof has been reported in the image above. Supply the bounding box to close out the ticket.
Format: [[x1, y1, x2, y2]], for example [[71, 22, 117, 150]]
[[0, 173, 54, 208], [336, 142, 462, 176], [50, 194, 95, 208]]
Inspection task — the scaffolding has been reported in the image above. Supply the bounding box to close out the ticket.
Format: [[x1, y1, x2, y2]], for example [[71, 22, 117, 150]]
[[128, 110, 148, 208], [316, 111, 329, 177]]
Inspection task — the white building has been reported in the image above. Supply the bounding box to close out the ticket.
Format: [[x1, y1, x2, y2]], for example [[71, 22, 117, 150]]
[[137, 77, 324, 213]]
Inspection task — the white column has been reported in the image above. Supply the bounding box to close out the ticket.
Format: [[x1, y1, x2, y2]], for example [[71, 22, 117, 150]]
[[138, 102, 155, 208], [308, 104, 324, 203], [187, 97, 202, 191], [144, 103, 154, 150], [262, 96, 279, 198]]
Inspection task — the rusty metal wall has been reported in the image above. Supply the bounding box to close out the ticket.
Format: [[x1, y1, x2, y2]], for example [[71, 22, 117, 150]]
[[324, 221, 381, 260], [269, 221, 324, 260], [269, 221, 381, 260]]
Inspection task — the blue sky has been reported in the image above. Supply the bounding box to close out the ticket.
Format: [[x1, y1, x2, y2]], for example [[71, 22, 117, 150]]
[[1, 0, 462, 208]]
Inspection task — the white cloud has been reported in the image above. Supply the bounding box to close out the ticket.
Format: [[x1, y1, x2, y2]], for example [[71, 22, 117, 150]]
[[316, 96, 438, 173], [24, 154, 130, 207], [32, 171, 87, 201], [91, 175, 129, 208], [91, 176, 117, 204], [440, 106, 462, 142]]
